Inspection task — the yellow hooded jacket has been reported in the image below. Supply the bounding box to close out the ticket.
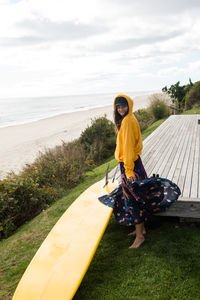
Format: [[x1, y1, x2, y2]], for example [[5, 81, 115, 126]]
[[114, 94, 143, 178]]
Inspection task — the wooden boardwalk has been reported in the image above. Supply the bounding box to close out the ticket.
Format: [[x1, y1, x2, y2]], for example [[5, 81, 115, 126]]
[[109, 115, 200, 218]]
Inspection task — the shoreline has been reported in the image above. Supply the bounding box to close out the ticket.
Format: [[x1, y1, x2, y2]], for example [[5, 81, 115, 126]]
[[0, 94, 153, 178], [0, 103, 113, 130], [0, 90, 159, 130]]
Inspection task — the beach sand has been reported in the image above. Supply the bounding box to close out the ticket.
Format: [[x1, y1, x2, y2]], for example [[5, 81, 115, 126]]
[[0, 94, 152, 178]]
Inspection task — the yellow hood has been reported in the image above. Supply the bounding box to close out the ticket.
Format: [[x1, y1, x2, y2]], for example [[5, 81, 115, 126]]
[[114, 94, 142, 178], [113, 94, 134, 115]]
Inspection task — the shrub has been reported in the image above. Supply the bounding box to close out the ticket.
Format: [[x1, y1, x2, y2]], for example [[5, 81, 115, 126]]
[[134, 108, 154, 131], [0, 116, 116, 239], [162, 78, 193, 110], [185, 80, 200, 110], [80, 116, 116, 163], [22, 141, 86, 189], [149, 95, 170, 120], [0, 176, 59, 239], [0, 143, 87, 239]]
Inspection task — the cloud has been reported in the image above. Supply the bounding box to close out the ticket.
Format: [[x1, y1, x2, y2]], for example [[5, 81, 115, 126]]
[[10, 0, 23, 4], [0, 18, 108, 47], [18, 18, 108, 40], [188, 61, 200, 73], [0, 0, 9, 4], [0, 0, 200, 97], [0, 36, 44, 46], [93, 30, 185, 53], [158, 67, 183, 77], [109, 0, 200, 16]]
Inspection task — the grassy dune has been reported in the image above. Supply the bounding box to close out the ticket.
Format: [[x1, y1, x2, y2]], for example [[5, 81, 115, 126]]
[[0, 116, 200, 300]]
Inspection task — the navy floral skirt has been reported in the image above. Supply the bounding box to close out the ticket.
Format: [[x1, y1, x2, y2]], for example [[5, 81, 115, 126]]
[[98, 157, 181, 225]]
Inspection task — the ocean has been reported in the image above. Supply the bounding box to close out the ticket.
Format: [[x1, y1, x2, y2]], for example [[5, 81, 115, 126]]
[[0, 91, 156, 128]]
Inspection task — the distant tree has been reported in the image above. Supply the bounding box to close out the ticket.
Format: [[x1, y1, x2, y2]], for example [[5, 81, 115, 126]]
[[162, 78, 193, 111], [185, 80, 200, 110]]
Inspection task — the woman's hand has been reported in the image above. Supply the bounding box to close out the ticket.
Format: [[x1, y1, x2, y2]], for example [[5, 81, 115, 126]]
[[127, 176, 136, 184]]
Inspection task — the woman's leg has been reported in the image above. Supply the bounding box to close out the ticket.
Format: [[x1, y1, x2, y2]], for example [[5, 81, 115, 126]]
[[129, 222, 145, 249], [128, 223, 146, 236]]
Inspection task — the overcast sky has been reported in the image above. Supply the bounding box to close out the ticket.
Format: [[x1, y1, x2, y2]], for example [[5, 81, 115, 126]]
[[0, 0, 200, 97]]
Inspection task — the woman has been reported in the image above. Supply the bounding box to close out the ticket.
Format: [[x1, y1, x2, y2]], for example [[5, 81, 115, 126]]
[[99, 94, 181, 249]]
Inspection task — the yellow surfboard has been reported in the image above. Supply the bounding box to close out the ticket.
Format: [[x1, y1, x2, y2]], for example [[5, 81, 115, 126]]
[[12, 179, 118, 300]]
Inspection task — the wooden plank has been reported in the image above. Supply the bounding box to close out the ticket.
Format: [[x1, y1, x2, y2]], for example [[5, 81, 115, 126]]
[[142, 116, 178, 165], [142, 116, 177, 163], [155, 116, 186, 177], [144, 117, 183, 176], [142, 115, 177, 150], [198, 115, 200, 198], [197, 116, 200, 198], [144, 131, 173, 175], [159, 117, 188, 179], [178, 117, 197, 197], [183, 115, 198, 198], [145, 116, 183, 175], [142, 115, 176, 146], [167, 116, 193, 183], [156, 199, 200, 218], [173, 117, 194, 193]]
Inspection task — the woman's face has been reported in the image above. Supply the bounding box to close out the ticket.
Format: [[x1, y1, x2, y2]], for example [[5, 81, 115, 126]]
[[117, 104, 129, 116]]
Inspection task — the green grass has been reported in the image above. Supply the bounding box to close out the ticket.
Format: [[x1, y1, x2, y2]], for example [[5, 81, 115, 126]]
[[74, 217, 200, 300], [0, 115, 199, 300], [181, 107, 200, 115]]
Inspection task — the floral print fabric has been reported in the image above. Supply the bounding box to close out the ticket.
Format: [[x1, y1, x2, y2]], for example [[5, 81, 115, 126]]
[[98, 157, 181, 225]]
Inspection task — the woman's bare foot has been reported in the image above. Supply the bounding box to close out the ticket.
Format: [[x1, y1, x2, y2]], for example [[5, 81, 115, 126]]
[[128, 229, 146, 236], [129, 236, 145, 249]]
